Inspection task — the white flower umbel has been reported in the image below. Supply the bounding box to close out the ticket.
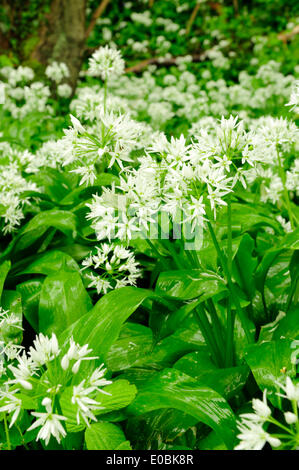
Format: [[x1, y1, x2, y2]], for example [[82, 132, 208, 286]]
[[28, 333, 60, 366], [286, 81, 299, 112], [88, 365, 112, 394], [239, 390, 272, 425], [88, 46, 125, 80], [7, 353, 37, 390], [45, 62, 70, 84], [235, 420, 281, 450], [81, 243, 142, 294], [236, 376, 299, 450], [0, 389, 22, 428], [28, 397, 67, 446], [0, 162, 39, 234], [60, 337, 98, 373], [71, 380, 103, 426], [277, 376, 299, 402], [57, 83, 72, 98]]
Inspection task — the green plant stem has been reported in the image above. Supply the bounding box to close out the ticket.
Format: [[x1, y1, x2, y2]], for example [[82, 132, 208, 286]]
[[206, 298, 226, 355], [3, 413, 11, 450], [195, 306, 224, 367], [207, 219, 252, 344], [16, 424, 29, 450], [145, 238, 169, 270], [163, 239, 185, 270], [227, 194, 233, 274], [291, 399, 299, 434], [276, 144, 295, 229], [225, 194, 235, 366], [267, 417, 294, 435], [225, 298, 235, 367]]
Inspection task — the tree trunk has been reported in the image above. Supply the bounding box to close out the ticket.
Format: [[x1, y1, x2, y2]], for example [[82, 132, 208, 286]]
[[31, 0, 86, 92]]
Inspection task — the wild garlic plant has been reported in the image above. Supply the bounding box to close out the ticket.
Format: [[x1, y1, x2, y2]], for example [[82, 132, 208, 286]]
[[0, 331, 112, 449], [0, 307, 23, 377], [0, 66, 52, 119], [0, 143, 39, 234], [235, 376, 299, 450], [60, 46, 296, 369], [81, 243, 142, 294]]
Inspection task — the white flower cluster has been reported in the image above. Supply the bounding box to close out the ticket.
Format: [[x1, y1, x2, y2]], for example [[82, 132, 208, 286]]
[[45, 61, 70, 84], [59, 110, 147, 185], [0, 157, 39, 233], [88, 46, 125, 80], [286, 80, 299, 112], [81, 243, 142, 294], [0, 308, 23, 376], [86, 116, 254, 243], [235, 377, 299, 450], [103, 60, 298, 127], [0, 66, 34, 87], [57, 83, 72, 98], [0, 76, 52, 119], [0, 332, 112, 446]]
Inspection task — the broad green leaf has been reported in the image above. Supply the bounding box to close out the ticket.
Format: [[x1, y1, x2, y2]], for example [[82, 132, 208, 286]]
[[13, 210, 78, 253], [29, 168, 74, 203], [126, 368, 237, 449], [126, 408, 198, 450], [245, 339, 296, 407], [94, 380, 137, 415], [85, 422, 131, 450], [174, 351, 249, 400], [0, 260, 10, 301], [15, 250, 80, 277], [232, 233, 258, 300], [150, 298, 205, 340], [16, 279, 43, 331], [155, 270, 226, 300], [1, 290, 23, 344], [230, 203, 280, 232], [38, 269, 92, 336], [106, 323, 153, 372], [137, 327, 206, 368], [255, 228, 299, 294], [198, 430, 227, 450], [1, 290, 22, 316], [273, 306, 299, 341], [60, 287, 161, 360]]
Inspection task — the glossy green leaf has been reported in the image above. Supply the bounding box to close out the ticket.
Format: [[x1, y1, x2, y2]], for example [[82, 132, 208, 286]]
[[0, 260, 10, 301], [16, 279, 43, 331], [16, 250, 79, 277], [1, 290, 23, 343], [126, 368, 237, 449], [255, 228, 299, 293], [245, 339, 296, 407], [174, 351, 249, 400], [13, 210, 78, 253], [85, 422, 131, 450], [38, 269, 92, 336], [272, 306, 299, 341], [60, 287, 160, 360], [232, 233, 258, 299], [137, 327, 206, 368], [106, 323, 153, 372], [94, 380, 137, 415], [155, 270, 226, 300]]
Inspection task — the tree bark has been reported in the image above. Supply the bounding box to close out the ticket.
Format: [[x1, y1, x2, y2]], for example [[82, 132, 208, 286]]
[[31, 0, 86, 92]]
